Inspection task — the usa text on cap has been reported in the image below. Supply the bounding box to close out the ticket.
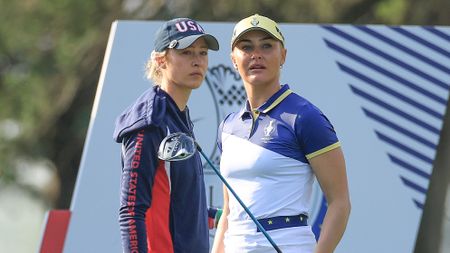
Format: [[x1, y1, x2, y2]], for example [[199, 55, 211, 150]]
[[154, 18, 219, 52]]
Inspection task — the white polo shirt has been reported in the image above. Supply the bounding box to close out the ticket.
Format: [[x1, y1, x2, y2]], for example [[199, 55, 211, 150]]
[[218, 84, 340, 252]]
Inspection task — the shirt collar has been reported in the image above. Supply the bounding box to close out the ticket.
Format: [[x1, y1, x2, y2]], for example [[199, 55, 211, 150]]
[[239, 84, 293, 119]]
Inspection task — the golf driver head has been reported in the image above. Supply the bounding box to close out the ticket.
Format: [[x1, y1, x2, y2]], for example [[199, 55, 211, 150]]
[[158, 132, 196, 161]]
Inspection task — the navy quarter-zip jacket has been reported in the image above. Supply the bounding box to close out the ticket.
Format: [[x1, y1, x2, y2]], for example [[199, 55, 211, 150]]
[[113, 85, 209, 253]]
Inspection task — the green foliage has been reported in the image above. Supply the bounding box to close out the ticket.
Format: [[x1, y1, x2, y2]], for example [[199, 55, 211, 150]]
[[376, 0, 407, 24], [0, 0, 122, 206]]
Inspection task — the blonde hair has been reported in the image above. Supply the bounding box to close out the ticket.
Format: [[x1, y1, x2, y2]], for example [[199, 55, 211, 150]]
[[145, 50, 167, 86]]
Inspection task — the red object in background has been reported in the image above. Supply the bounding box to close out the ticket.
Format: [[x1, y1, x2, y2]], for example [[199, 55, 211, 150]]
[[39, 210, 71, 253]]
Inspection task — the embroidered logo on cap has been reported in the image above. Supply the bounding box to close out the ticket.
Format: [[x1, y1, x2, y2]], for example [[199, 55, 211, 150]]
[[168, 40, 178, 48], [251, 17, 259, 27]]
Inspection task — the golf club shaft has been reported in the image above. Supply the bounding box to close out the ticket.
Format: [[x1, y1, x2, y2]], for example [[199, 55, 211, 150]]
[[196, 145, 282, 253]]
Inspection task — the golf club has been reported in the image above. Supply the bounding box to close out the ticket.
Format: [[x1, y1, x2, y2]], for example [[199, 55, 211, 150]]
[[158, 132, 282, 253]]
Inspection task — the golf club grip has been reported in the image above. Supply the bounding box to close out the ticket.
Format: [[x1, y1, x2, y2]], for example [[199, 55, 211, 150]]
[[196, 145, 282, 253]]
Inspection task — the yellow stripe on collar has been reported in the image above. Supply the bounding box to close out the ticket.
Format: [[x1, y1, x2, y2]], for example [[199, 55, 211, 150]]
[[262, 89, 293, 114]]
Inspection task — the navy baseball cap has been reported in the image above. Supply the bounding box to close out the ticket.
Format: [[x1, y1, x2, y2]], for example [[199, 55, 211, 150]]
[[154, 18, 219, 52]]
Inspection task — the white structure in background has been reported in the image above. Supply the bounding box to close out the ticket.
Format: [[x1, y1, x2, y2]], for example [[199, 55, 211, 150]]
[[38, 21, 450, 253]]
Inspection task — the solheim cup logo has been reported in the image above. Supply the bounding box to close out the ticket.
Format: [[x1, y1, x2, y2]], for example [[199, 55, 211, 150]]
[[201, 64, 246, 165]]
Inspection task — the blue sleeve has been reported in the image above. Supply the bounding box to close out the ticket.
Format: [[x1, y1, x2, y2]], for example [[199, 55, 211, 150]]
[[296, 105, 339, 159], [119, 127, 163, 253]]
